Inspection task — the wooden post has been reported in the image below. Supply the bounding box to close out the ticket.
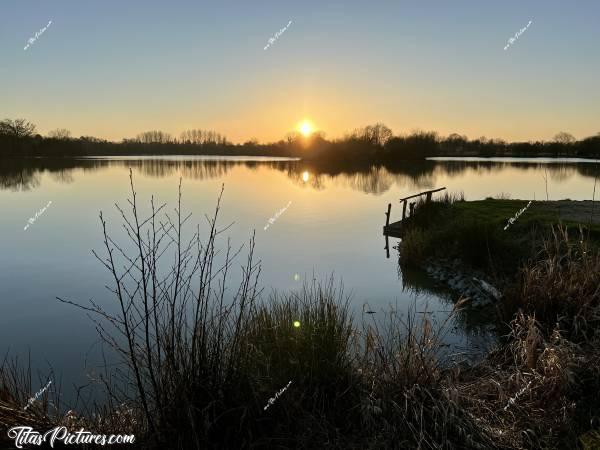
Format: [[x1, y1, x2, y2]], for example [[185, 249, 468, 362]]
[[384, 235, 390, 259], [426, 192, 432, 202], [402, 200, 407, 220], [409, 202, 415, 217], [385, 203, 391, 227]]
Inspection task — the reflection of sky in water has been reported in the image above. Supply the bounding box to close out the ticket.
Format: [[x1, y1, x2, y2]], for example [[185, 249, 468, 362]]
[[0, 157, 598, 403]]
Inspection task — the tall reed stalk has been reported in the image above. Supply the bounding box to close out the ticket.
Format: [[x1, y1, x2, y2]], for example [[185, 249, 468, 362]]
[[58, 170, 261, 448]]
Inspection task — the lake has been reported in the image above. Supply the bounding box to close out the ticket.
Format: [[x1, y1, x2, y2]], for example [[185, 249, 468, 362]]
[[1, 156, 598, 404]]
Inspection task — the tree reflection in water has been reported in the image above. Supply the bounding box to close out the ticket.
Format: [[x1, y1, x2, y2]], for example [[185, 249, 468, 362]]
[[0, 157, 598, 196]]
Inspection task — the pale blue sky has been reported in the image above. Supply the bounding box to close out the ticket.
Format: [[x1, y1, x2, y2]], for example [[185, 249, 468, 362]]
[[1, 0, 599, 142]]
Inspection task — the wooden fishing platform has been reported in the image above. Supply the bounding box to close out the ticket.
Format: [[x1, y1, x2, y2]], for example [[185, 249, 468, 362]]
[[383, 187, 447, 238]]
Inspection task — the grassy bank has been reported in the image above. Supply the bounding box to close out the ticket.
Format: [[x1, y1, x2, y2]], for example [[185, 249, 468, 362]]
[[399, 195, 600, 276], [395, 194, 600, 448]]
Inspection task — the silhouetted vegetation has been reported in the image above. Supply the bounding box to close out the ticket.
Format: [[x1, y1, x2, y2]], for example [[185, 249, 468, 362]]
[[2, 118, 600, 161]]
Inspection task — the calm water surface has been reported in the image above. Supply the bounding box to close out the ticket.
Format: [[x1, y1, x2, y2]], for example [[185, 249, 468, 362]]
[[1, 157, 598, 404]]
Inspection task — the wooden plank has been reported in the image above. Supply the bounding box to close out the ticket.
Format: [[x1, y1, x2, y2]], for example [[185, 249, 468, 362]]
[[399, 187, 446, 202], [383, 220, 403, 238]]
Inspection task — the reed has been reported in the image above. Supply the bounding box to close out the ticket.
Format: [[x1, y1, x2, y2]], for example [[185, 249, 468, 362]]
[[509, 225, 600, 341], [48, 174, 494, 449]]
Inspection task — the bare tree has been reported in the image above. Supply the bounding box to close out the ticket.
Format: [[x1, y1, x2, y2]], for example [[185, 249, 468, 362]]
[[136, 130, 173, 144], [553, 132, 576, 145], [47, 128, 72, 139], [0, 118, 37, 138], [179, 129, 228, 145], [553, 132, 577, 157], [370, 123, 393, 146], [447, 133, 468, 142], [353, 123, 393, 146]]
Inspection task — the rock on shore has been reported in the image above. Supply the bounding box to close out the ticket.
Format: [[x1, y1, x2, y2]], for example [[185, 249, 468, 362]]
[[424, 258, 502, 307]]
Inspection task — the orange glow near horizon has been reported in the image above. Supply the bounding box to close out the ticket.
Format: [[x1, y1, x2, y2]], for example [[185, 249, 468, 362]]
[[298, 120, 314, 137]]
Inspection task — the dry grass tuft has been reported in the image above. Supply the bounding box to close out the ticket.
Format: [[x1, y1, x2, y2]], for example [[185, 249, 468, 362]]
[[513, 225, 600, 341]]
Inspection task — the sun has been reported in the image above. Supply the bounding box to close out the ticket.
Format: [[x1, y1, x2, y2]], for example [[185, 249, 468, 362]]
[[298, 120, 314, 137]]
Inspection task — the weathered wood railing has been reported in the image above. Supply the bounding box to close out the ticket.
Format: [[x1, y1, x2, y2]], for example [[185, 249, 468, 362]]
[[383, 187, 447, 256], [399, 186, 446, 220]]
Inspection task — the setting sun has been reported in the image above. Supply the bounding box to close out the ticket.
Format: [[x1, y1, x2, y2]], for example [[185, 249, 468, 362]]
[[298, 120, 314, 137]]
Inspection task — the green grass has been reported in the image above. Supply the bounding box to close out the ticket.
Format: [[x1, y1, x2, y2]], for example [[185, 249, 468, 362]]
[[399, 197, 600, 279], [581, 429, 600, 449], [454, 199, 599, 232], [400, 199, 529, 275]]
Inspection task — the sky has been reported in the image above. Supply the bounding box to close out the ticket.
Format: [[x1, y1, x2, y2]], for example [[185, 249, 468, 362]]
[[1, 0, 599, 144]]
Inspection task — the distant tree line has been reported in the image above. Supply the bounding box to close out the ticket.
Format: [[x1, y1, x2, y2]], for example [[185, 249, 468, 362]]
[[304, 125, 600, 164], [1, 118, 599, 161], [0, 119, 288, 157], [179, 129, 228, 145]]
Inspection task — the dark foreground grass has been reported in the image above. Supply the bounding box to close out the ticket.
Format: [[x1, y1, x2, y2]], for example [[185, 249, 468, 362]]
[[3, 181, 600, 449]]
